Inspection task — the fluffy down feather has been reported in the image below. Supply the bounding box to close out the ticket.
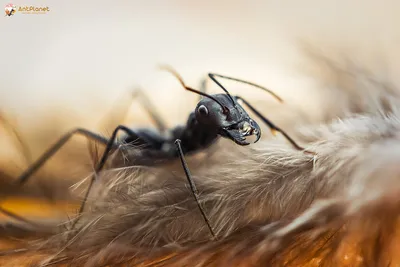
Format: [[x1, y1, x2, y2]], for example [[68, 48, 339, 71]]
[[2, 52, 400, 267]]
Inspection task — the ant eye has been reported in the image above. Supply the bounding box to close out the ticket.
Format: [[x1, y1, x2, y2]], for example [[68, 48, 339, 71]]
[[222, 107, 229, 115], [198, 105, 209, 116]]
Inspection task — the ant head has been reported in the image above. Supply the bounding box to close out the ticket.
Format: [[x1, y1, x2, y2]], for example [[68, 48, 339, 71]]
[[159, 65, 261, 145], [195, 94, 261, 145]]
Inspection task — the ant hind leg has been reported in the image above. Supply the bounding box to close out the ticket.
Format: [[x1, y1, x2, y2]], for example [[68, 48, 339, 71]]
[[131, 88, 168, 133], [0, 113, 33, 165], [0, 128, 112, 230]]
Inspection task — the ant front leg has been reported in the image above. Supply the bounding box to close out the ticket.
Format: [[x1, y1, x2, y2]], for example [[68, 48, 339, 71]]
[[235, 96, 313, 154], [175, 139, 216, 239]]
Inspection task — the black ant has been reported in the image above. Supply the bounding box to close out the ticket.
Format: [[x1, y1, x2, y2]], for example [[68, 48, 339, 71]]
[[2, 66, 310, 238]]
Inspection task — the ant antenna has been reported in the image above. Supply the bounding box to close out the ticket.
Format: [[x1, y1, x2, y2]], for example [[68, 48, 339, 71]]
[[159, 65, 229, 114], [208, 73, 283, 103], [207, 74, 236, 105]]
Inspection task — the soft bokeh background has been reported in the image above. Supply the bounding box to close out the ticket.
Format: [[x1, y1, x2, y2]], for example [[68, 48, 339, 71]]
[[1, 0, 399, 188], [1, 0, 400, 125]]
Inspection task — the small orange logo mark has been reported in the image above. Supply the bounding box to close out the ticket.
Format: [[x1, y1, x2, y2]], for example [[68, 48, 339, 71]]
[[5, 3, 16, 16]]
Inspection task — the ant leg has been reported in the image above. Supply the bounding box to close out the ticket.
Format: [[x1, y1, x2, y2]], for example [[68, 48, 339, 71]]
[[15, 128, 113, 187], [0, 206, 42, 228], [197, 77, 208, 102], [0, 128, 113, 228], [0, 113, 33, 165], [74, 125, 145, 224], [235, 96, 312, 153], [174, 139, 216, 239], [98, 88, 167, 135], [132, 88, 167, 132]]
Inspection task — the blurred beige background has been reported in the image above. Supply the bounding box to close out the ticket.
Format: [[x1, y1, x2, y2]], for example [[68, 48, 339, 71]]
[[1, 0, 400, 131]]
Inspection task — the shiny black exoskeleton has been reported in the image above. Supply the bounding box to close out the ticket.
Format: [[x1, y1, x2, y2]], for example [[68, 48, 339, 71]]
[[120, 93, 261, 165], [8, 66, 309, 238]]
